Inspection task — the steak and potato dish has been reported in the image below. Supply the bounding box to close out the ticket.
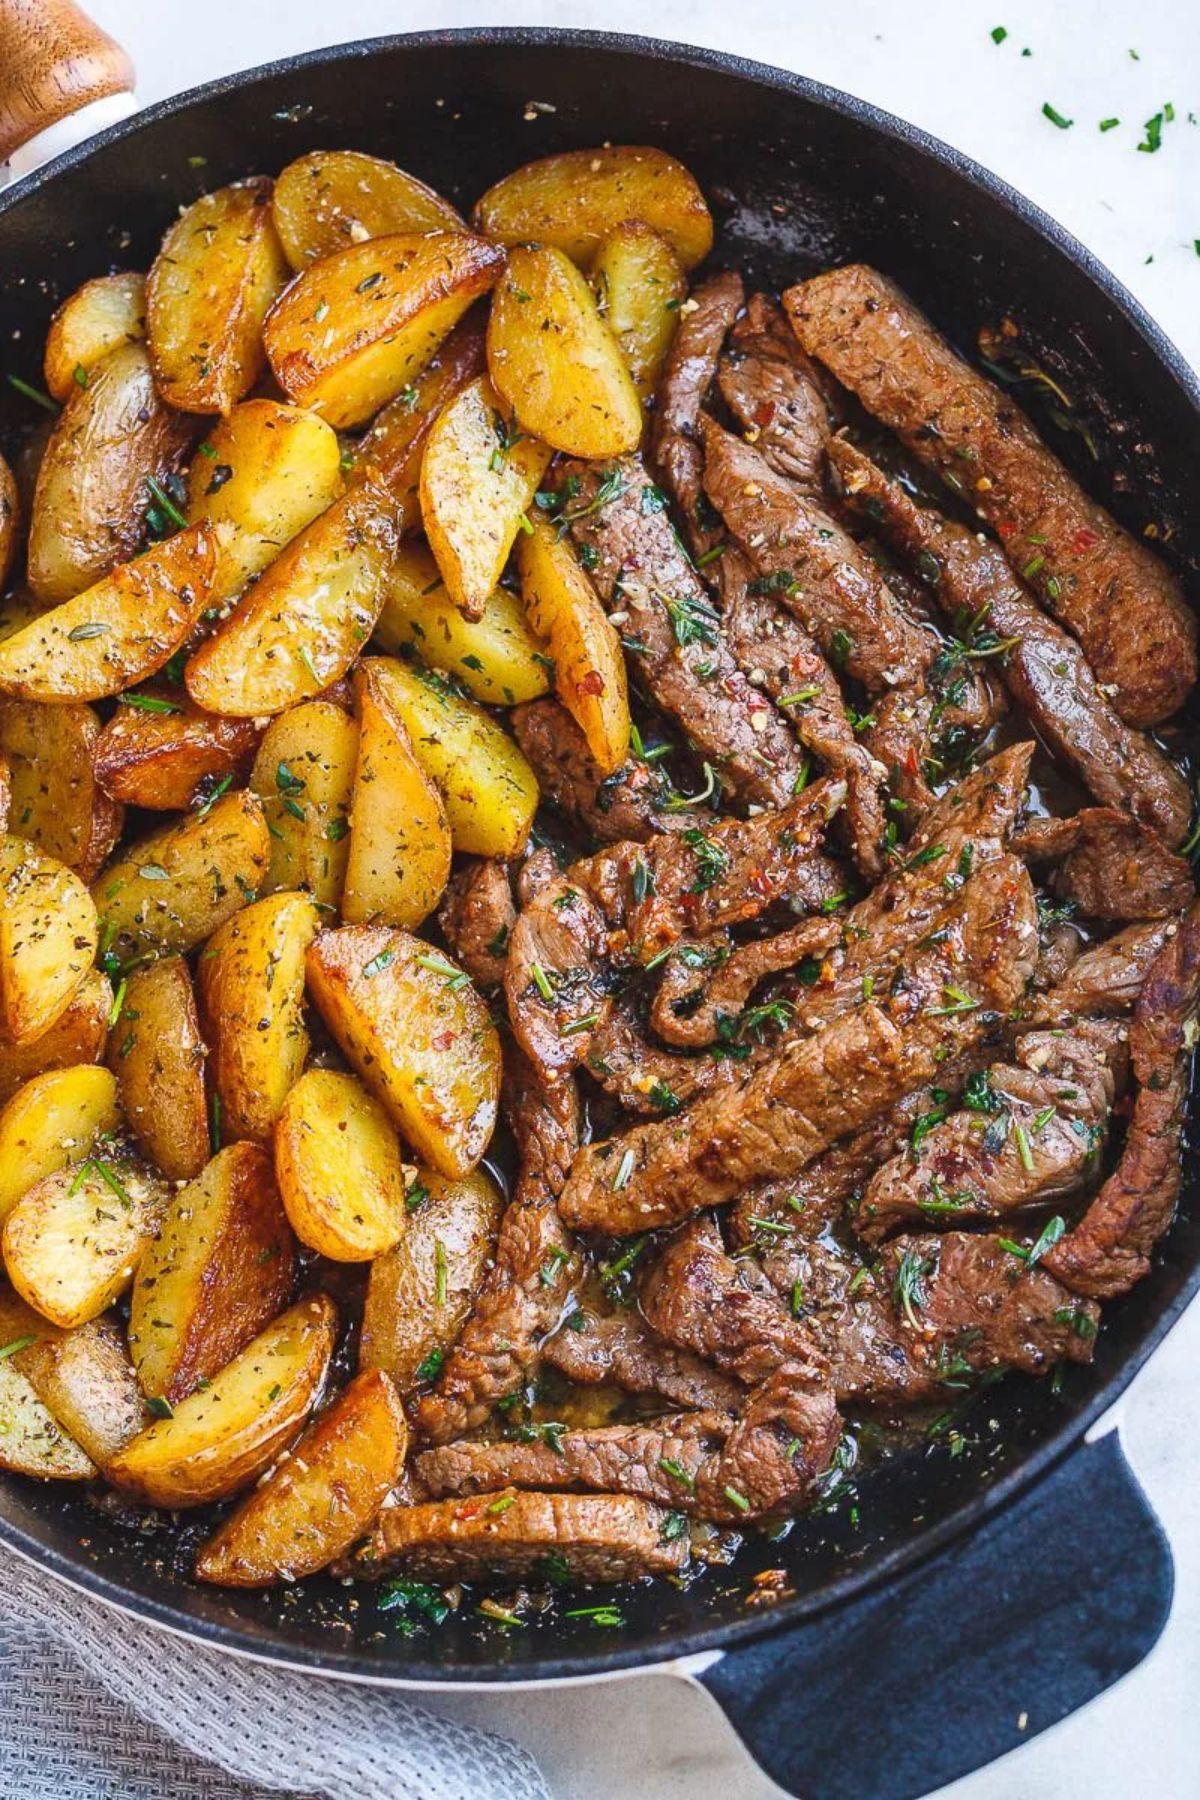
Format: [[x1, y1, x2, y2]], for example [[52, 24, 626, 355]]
[[0, 140, 1194, 1626]]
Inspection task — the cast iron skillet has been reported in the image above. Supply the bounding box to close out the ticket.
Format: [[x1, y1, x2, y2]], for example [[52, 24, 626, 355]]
[[1, 29, 1197, 1800]]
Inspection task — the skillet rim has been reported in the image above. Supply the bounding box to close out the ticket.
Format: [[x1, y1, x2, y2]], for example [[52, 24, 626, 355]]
[[0, 24, 1196, 1686]]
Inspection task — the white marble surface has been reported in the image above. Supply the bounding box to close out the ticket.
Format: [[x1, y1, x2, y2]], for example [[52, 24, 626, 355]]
[[73, 2, 1200, 1795]]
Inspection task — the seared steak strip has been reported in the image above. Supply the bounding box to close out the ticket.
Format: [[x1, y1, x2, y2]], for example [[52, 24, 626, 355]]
[[1029, 918, 1175, 1026], [789, 265, 1197, 727], [653, 269, 744, 538], [560, 454, 805, 808], [716, 293, 837, 492], [861, 666, 1003, 823], [512, 698, 700, 843], [650, 917, 842, 1048], [582, 1000, 733, 1115], [542, 1305, 746, 1411], [1043, 904, 1200, 1297], [438, 858, 516, 989], [829, 439, 1193, 841], [505, 872, 612, 1084], [1012, 810, 1194, 922]]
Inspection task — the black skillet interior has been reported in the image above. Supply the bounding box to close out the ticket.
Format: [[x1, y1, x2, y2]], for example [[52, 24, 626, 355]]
[[0, 30, 1197, 1702]]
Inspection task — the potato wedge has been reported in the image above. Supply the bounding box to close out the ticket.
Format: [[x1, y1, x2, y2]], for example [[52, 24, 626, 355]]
[[186, 399, 344, 605], [0, 523, 218, 702], [273, 149, 464, 269], [306, 925, 500, 1178], [517, 513, 630, 774], [146, 178, 288, 414], [369, 657, 537, 857], [0, 1065, 120, 1221], [129, 1142, 298, 1406], [197, 891, 320, 1143], [0, 1291, 147, 1469], [275, 1068, 406, 1261], [0, 972, 111, 1107], [342, 661, 451, 929], [350, 312, 485, 517], [95, 690, 263, 812], [590, 222, 685, 404], [184, 480, 403, 717], [0, 587, 43, 648], [195, 1366, 405, 1585], [108, 955, 209, 1183], [250, 701, 358, 906], [43, 271, 147, 403], [474, 145, 713, 271], [360, 1164, 503, 1392], [420, 374, 552, 619], [107, 1293, 336, 1508], [0, 453, 17, 591], [4, 1147, 168, 1328], [265, 231, 503, 429], [0, 754, 8, 838], [92, 788, 270, 961], [0, 840, 98, 1045], [488, 246, 641, 458], [0, 698, 123, 877], [0, 1357, 94, 1478], [373, 537, 550, 706]]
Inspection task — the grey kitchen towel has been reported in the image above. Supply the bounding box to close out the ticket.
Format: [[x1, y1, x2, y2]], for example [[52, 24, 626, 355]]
[[0, 1546, 551, 1800]]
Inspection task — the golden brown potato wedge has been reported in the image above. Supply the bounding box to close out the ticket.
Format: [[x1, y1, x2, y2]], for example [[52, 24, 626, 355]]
[[195, 1367, 406, 1585], [0, 839, 98, 1045], [369, 657, 537, 857], [92, 788, 270, 961], [264, 231, 504, 430], [107, 955, 209, 1183], [26, 341, 198, 605], [342, 661, 451, 929], [43, 272, 147, 403], [0, 523, 217, 703], [95, 690, 263, 812], [517, 513, 630, 775], [306, 925, 500, 1178], [186, 399, 344, 605], [473, 145, 713, 270], [0, 453, 17, 591], [275, 1068, 406, 1261], [359, 1164, 503, 1392], [107, 1293, 336, 1508], [184, 480, 403, 717], [0, 1356, 94, 1479], [0, 972, 111, 1107], [419, 373, 551, 619], [0, 754, 8, 839], [349, 312, 485, 517], [0, 588, 44, 648], [0, 1065, 120, 1221], [373, 537, 551, 706], [0, 1289, 147, 1470], [273, 148, 464, 269], [0, 698, 123, 877], [249, 701, 358, 906], [590, 222, 686, 404], [197, 891, 320, 1143], [146, 178, 288, 414], [487, 246, 641, 458], [129, 1142, 298, 1406], [3, 1147, 168, 1328]]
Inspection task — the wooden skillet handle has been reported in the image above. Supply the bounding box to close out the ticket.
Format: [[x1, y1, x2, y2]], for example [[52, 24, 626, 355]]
[[0, 0, 134, 165]]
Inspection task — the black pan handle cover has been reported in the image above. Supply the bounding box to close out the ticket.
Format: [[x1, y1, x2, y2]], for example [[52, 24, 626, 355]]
[[698, 1429, 1171, 1800]]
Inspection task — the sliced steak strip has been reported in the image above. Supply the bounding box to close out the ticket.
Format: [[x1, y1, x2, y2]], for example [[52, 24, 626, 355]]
[[438, 858, 516, 988], [416, 1058, 579, 1445], [790, 266, 1197, 727], [1013, 810, 1194, 922], [1043, 903, 1200, 1297], [829, 439, 1193, 842], [701, 418, 933, 692], [542, 1305, 746, 1411], [861, 666, 1003, 823], [716, 293, 837, 492], [560, 454, 804, 808], [1029, 918, 1175, 1026], [505, 872, 612, 1084], [512, 698, 698, 844], [650, 917, 842, 1048], [356, 1490, 688, 1582], [583, 1001, 733, 1115], [652, 269, 745, 537]]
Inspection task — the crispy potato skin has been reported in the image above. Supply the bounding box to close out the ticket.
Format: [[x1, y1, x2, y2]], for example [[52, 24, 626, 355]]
[[305, 924, 501, 1178], [265, 231, 505, 429], [195, 1367, 406, 1585], [0, 840, 98, 1046], [107, 1294, 336, 1508], [0, 454, 18, 591], [0, 699, 123, 878], [590, 222, 685, 404], [250, 701, 358, 906], [3, 1151, 168, 1328], [359, 1164, 503, 1394], [0, 973, 111, 1107], [26, 342, 197, 605], [473, 145, 713, 270], [146, 179, 288, 414], [129, 1142, 298, 1406], [0, 1357, 94, 1479], [44, 272, 147, 403], [198, 891, 320, 1143], [0, 1065, 120, 1221], [342, 661, 451, 930], [419, 374, 551, 619], [108, 955, 210, 1183], [517, 514, 630, 775], [95, 694, 263, 812], [487, 247, 642, 458], [275, 1068, 407, 1262], [350, 313, 485, 514], [272, 150, 463, 268]]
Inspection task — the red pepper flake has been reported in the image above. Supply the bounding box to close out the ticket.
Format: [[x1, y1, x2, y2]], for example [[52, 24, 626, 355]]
[[994, 518, 1018, 540], [903, 744, 921, 779], [1070, 526, 1101, 555], [577, 670, 606, 697], [752, 401, 777, 428], [750, 868, 774, 898], [432, 1030, 456, 1051]]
